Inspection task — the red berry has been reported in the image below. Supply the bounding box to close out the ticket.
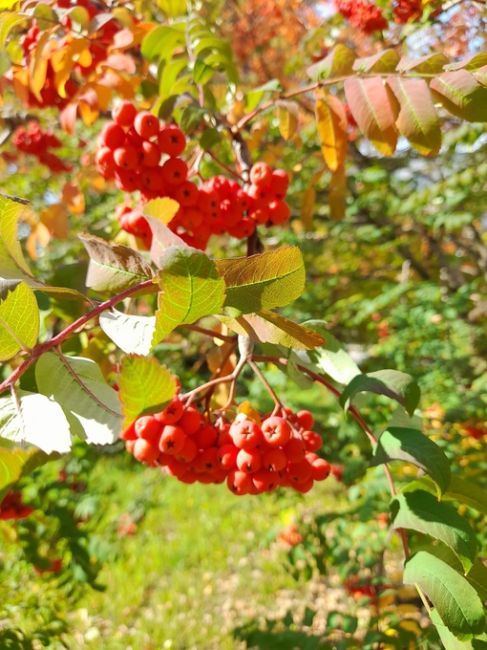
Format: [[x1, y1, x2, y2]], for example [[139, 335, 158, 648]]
[[297, 410, 314, 430], [268, 200, 291, 225], [236, 448, 262, 474], [155, 399, 184, 425], [96, 146, 115, 174], [133, 438, 159, 464], [270, 169, 289, 198], [261, 416, 292, 447], [229, 419, 263, 450], [159, 425, 186, 454], [286, 460, 313, 485], [120, 421, 137, 441], [302, 430, 322, 452], [114, 169, 139, 192], [176, 437, 198, 463], [283, 438, 306, 462], [227, 470, 253, 495], [174, 180, 199, 207], [113, 145, 139, 170], [262, 448, 287, 472], [100, 122, 125, 149], [250, 161, 272, 188], [134, 416, 162, 445], [194, 424, 218, 449], [252, 470, 279, 492], [140, 141, 160, 167], [195, 448, 219, 473], [179, 407, 202, 435], [158, 124, 186, 156], [198, 188, 219, 214], [112, 101, 137, 127], [294, 478, 314, 494], [310, 458, 330, 481], [217, 444, 238, 470], [161, 158, 188, 185], [134, 111, 160, 139]]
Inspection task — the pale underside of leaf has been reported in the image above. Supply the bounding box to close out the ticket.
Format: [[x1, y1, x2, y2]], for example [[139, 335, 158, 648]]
[[99, 310, 155, 355]]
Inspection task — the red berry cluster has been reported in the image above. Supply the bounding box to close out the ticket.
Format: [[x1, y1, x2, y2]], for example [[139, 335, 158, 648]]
[[122, 399, 340, 496], [97, 103, 291, 249], [336, 0, 388, 33], [392, 0, 422, 23], [0, 491, 34, 520], [13, 121, 71, 173]]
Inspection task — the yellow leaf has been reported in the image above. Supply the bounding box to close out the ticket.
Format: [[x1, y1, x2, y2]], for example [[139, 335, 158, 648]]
[[40, 204, 68, 239], [29, 30, 51, 101], [278, 103, 298, 140], [144, 197, 180, 224], [26, 223, 50, 260], [238, 401, 261, 424], [329, 165, 347, 220], [301, 186, 316, 229], [315, 90, 348, 172], [79, 100, 99, 126]]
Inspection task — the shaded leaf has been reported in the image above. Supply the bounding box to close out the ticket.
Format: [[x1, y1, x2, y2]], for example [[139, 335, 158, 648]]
[[443, 476, 487, 515], [340, 369, 420, 416], [0, 446, 49, 497], [216, 246, 305, 314], [0, 390, 71, 454], [373, 427, 451, 494], [344, 77, 398, 155], [0, 282, 39, 360], [119, 355, 177, 426], [391, 490, 477, 571], [431, 609, 487, 650], [397, 53, 449, 74], [0, 194, 37, 284], [99, 311, 155, 355], [79, 233, 153, 293], [153, 247, 225, 344], [329, 165, 347, 220], [36, 352, 122, 446], [403, 551, 485, 635], [315, 90, 347, 172], [387, 77, 441, 156], [430, 70, 487, 122]]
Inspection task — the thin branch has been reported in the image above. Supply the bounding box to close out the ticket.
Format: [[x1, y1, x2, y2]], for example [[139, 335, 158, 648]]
[[248, 359, 283, 410], [0, 278, 155, 396], [180, 323, 237, 343]]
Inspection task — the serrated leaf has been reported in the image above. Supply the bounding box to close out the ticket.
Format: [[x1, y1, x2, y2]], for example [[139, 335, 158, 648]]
[[397, 53, 449, 74], [353, 49, 399, 73], [0, 281, 39, 360], [119, 355, 177, 426], [0, 390, 71, 454], [79, 233, 153, 293], [430, 70, 487, 122], [36, 352, 122, 446], [222, 310, 324, 350], [344, 77, 398, 155], [403, 551, 485, 636], [387, 77, 441, 156], [391, 490, 477, 571], [278, 102, 298, 140], [315, 90, 347, 172], [153, 247, 225, 344], [307, 44, 355, 81], [340, 369, 420, 416], [99, 311, 155, 355], [216, 246, 305, 314], [373, 427, 451, 494], [431, 609, 487, 650], [142, 199, 189, 266], [0, 194, 36, 283], [300, 320, 361, 385]]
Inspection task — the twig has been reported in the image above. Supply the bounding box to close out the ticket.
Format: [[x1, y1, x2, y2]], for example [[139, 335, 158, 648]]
[[180, 323, 237, 343], [248, 359, 283, 410]]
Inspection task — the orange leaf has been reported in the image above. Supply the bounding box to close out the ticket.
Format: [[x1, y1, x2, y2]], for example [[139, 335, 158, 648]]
[[40, 204, 68, 239], [29, 31, 51, 101], [26, 223, 51, 260], [344, 77, 398, 155], [315, 90, 347, 172], [60, 102, 78, 134], [62, 182, 85, 214]]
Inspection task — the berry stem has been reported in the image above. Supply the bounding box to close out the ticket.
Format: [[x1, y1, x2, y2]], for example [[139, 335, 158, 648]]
[[0, 278, 156, 396], [247, 359, 283, 411]]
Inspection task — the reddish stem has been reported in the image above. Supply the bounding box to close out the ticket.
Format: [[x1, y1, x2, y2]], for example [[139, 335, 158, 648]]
[[0, 279, 156, 395]]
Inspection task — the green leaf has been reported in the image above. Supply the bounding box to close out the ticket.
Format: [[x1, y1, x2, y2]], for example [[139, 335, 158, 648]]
[[0, 390, 71, 454], [0, 11, 26, 49], [0, 446, 49, 497], [391, 490, 477, 571], [430, 70, 487, 122], [403, 551, 485, 636], [79, 233, 153, 293], [431, 609, 487, 650], [445, 53, 487, 71], [397, 53, 449, 74], [141, 23, 186, 60], [443, 476, 487, 515], [216, 246, 305, 315], [35, 352, 122, 446], [119, 355, 177, 426], [222, 311, 324, 350], [0, 194, 36, 284], [307, 44, 355, 81], [301, 320, 361, 385], [0, 281, 39, 360], [152, 247, 225, 344], [387, 77, 441, 156], [422, 545, 487, 603], [373, 427, 451, 494], [99, 311, 155, 355], [352, 49, 400, 73], [340, 369, 420, 416]]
